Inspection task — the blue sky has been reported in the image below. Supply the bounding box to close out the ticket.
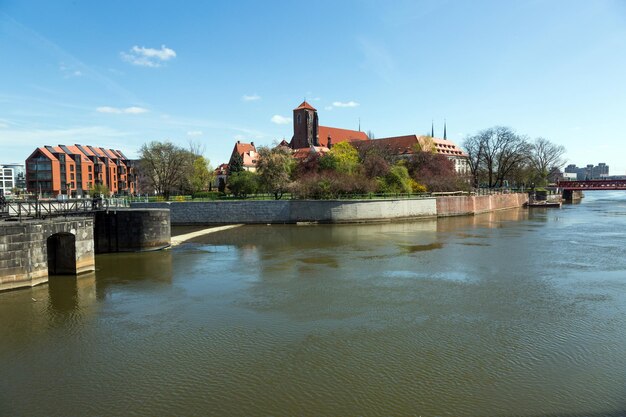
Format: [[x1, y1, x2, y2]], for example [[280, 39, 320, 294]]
[[1, 0, 625, 172]]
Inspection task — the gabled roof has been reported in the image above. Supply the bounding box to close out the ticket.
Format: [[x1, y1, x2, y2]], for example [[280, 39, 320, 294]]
[[294, 101, 316, 111], [232, 141, 258, 167], [27, 147, 59, 162], [318, 126, 369, 146]]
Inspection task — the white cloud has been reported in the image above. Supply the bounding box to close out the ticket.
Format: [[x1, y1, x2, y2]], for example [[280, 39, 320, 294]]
[[97, 106, 148, 114], [271, 115, 291, 125], [121, 45, 177, 67], [187, 130, 203, 136], [125, 106, 148, 114], [59, 63, 83, 78], [332, 101, 360, 108], [242, 94, 261, 102]]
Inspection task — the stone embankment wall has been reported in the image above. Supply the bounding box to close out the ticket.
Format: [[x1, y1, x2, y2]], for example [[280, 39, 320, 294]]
[[436, 193, 528, 217], [131, 193, 528, 225], [131, 199, 438, 225], [0, 217, 95, 292], [94, 208, 171, 253]]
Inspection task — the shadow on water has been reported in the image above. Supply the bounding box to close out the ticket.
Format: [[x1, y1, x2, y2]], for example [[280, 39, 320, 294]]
[[94, 250, 173, 299]]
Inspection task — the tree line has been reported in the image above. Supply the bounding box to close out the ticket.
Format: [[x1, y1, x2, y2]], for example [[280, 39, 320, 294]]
[[137, 126, 566, 199], [463, 127, 566, 189], [225, 141, 464, 199]]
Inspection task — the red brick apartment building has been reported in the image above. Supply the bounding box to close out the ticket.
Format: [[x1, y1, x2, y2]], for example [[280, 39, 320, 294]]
[[25, 145, 137, 197]]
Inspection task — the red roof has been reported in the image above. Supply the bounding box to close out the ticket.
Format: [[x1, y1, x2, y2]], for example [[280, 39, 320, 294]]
[[292, 146, 329, 160], [294, 101, 316, 111], [353, 135, 468, 157], [318, 126, 369, 146], [232, 141, 258, 167]]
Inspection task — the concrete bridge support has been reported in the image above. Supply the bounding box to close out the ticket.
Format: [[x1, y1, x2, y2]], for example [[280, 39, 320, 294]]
[[562, 190, 584, 202], [0, 217, 95, 292]]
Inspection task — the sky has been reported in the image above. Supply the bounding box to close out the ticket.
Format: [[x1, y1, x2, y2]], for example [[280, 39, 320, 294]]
[[1, 0, 625, 172]]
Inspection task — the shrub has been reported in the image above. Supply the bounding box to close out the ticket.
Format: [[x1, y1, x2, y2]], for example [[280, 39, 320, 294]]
[[377, 164, 412, 194], [192, 191, 220, 199]]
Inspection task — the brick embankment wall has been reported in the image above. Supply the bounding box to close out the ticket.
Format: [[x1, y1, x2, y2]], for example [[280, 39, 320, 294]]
[[435, 193, 528, 217], [131, 198, 438, 225], [0, 217, 95, 292]]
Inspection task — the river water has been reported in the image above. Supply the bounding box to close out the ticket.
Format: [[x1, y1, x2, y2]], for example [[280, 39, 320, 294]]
[[1, 192, 626, 416]]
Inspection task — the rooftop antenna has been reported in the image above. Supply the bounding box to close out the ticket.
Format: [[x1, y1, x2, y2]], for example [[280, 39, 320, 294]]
[[443, 119, 447, 140], [358, 117, 361, 132], [431, 120, 434, 137]]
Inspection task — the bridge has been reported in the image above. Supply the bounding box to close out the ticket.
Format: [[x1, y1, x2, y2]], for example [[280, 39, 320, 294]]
[[0, 198, 129, 220], [557, 180, 626, 191]]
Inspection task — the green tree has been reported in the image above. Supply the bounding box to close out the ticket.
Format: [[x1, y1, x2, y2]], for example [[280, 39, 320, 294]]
[[327, 142, 359, 174], [227, 171, 258, 198], [88, 183, 110, 197], [256, 145, 294, 200], [189, 156, 214, 194], [229, 152, 244, 174]]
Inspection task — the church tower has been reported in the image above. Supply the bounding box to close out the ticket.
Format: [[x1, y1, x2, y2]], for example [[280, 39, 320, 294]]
[[291, 101, 319, 149]]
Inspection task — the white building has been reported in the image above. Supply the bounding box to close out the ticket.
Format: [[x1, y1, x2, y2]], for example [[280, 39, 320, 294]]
[[0, 164, 26, 196]]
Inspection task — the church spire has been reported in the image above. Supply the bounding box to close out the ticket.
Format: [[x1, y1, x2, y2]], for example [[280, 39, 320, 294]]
[[443, 119, 447, 140]]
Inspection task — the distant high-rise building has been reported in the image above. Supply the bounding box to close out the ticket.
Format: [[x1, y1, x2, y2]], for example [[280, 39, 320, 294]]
[[564, 163, 609, 180]]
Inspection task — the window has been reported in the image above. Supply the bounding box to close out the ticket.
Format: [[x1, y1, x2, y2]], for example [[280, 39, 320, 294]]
[[89, 174, 92, 180], [297, 114, 301, 124], [88, 165, 92, 172], [70, 173, 75, 180], [70, 165, 74, 172]]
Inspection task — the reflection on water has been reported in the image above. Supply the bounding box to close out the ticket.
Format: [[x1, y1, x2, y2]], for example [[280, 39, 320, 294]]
[[2, 192, 626, 416]]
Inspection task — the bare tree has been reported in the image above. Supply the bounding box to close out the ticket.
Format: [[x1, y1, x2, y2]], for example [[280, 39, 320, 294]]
[[464, 127, 531, 188], [139, 141, 194, 198], [528, 137, 566, 186], [462, 134, 485, 188]]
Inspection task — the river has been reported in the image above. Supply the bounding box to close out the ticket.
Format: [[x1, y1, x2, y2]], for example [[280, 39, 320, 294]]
[[1, 192, 626, 416]]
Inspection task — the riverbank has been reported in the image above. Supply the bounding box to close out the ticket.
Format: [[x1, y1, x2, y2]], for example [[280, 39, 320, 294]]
[[130, 193, 528, 225]]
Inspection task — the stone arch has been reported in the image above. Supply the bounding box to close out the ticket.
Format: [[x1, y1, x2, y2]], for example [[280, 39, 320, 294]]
[[46, 232, 77, 275]]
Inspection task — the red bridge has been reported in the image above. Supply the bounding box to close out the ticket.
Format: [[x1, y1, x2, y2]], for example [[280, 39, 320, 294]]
[[557, 180, 626, 190]]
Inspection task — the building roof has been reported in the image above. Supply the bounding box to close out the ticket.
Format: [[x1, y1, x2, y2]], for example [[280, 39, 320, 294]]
[[431, 137, 468, 157], [292, 145, 330, 160], [294, 101, 317, 111], [215, 163, 229, 175], [232, 141, 258, 167], [318, 126, 369, 146], [353, 135, 468, 158], [30, 146, 59, 162]]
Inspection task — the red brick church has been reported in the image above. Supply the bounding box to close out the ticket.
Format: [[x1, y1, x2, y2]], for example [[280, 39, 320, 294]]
[[288, 100, 469, 174], [290, 101, 369, 149], [224, 100, 469, 176]]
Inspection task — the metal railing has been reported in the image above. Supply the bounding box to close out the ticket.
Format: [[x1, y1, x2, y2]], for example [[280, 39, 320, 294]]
[[0, 198, 130, 221]]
